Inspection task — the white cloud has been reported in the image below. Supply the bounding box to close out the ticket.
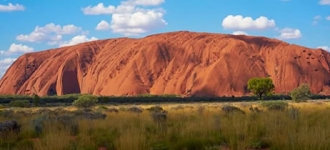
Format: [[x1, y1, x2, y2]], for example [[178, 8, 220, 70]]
[[96, 20, 111, 30], [222, 15, 276, 31], [82, 3, 116, 15], [111, 9, 167, 36], [16, 33, 62, 44], [60, 25, 82, 34], [8, 43, 34, 53], [83, 0, 167, 36], [0, 58, 16, 65], [314, 15, 322, 20], [232, 31, 248, 35], [0, 43, 34, 56], [126, 0, 165, 6], [0, 3, 25, 12], [115, 4, 135, 13], [317, 46, 329, 51], [319, 0, 330, 5], [59, 35, 98, 47], [313, 15, 322, 24], [16, 23, 82, 44], [29, 23, 81, 35], [0, 58, 16, 78], [327, 16, 330, 20], [277, 28, 302, 39]]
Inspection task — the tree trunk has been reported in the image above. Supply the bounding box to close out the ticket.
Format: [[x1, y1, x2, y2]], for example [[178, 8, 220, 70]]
[[258, 93, 262, 100]]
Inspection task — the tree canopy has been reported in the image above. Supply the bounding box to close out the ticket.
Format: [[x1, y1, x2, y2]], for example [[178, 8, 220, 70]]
[[72, 94, 98, 110], [290, 83, 311, 102], [247, 77, 275, 100]]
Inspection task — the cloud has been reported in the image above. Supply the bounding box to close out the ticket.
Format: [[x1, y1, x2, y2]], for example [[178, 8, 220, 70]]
[[0, 58, 16, 78], [59, 25, 83, 34], [232, 31, 248, 35], [327, 16, 330, 20], [0, 3, 25, 12], [317, 46, 329, 51], [0, 43, 34, 56], [313, 15, 322, 24], [222, 15, 276, 31], [125, 0, 165, 6], [111, 9, 167, 36], [8, 43, 34, 53], [96, 20, 111, 30], [82, 1, 165, 15], [277, 28, 302, 39], [59, 35, 98, 47], [83, 0, 167, 36], [82, 3, 116, 15], [314, 15, 322, 20], [27, 23, 81, 35], [319, 0, 330, 5], [16, 23, 82, 44]]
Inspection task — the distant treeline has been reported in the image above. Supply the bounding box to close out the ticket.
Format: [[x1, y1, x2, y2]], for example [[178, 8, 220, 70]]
[[0, 93, 329, 105]]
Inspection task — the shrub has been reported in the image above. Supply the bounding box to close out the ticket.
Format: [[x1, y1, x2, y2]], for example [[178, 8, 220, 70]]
[[261, 101, 288, 111], [151, 110, 168, 130], [107, 108, 119, 113], [222, 105, 245, 114], [31, 117, 45, 137], [55, 115, 79, 136], [74, 111, 107, 120], [0, 110, 14, 118], [9, 100, 31, 108], [147, 105, 164, 112], [290, 83, 311, 102], [72, 95, 98, 110], [127, 106, 143, 113], [97, 105, 108, 111], [249, 106, 261, 113]]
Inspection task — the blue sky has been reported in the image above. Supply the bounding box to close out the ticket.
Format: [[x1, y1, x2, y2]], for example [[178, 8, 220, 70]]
[[0, 0, 330, 77]]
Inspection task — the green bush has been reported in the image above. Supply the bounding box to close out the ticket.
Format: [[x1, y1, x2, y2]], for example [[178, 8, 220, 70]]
[[290, 83, 311, 102], [222, 105, 245, 114], [72, 95, 98, 110], [97, 105, 108, 111], [9, 100, 31, 108], [261, 101, 288, 111]]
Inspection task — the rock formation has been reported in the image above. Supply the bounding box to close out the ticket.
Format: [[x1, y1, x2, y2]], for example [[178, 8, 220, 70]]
[[0, 31, 330, 96]]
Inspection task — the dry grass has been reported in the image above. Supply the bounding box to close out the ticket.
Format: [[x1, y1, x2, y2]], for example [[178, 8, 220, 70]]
[[1, 100, 330, 150]]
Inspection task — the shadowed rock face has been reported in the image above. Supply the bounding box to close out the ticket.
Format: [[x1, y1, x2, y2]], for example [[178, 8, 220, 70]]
[[1, 31, 330, 97]]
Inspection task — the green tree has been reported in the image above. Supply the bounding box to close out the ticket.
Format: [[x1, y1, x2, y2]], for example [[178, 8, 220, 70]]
[[72, 94, 98, 110], [290, 83, 311, 102], [247, 77, 275, 100]]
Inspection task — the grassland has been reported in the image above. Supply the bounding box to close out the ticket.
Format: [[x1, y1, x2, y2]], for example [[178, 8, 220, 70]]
[[1, 100, 330, 150]]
